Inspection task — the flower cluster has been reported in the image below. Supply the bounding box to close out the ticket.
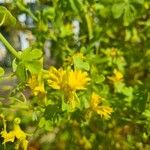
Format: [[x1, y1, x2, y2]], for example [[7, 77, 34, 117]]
[[90, 92, 113, 119], [26, 67, 113, 117]]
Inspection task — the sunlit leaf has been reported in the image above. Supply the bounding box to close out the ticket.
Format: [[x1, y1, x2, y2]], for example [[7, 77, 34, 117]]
[[0, 6, 16, 27], [112, 3, 125, 19], [25, 61, 42, 73]]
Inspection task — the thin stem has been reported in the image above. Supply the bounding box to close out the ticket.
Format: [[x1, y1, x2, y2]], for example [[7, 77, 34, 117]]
[[0, 33, 20, 59], [16, 1, 38, 22], [20, 92, 27, 102], [26, 9, 38, 22]]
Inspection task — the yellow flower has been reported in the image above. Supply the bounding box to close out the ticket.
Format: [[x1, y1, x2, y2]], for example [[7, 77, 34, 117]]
[[27, 74, 45, 96], [108, 69, 123, 82], [90, 92, 113, 119], [0, 115, 15, 144], [1, 130, 15, 143], [96, 106, 113, 119], [47, 67, 66, 89], [14, 123, 26, 140], [73, 52, 84, 60], [47, 67, 90, 109], [90, 92, 102, 108], [47, 67, 90, 92], [27, 75, 37, 90], [0, 117, 28, 150], [33, 83, 45, 96], [14, 124, 28, 150], [67, 70, 90, 91]]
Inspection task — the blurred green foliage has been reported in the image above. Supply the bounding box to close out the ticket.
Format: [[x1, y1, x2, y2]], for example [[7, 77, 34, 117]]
[[0, 0, 150, 149]]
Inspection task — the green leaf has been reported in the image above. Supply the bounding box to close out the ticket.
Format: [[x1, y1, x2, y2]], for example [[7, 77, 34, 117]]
[[16, 63, 27, 82], [123, 4, 136, 26], [25, 60, 42, 73], [62, 99, 68, 111], [142, 109, 150, 120], [32, 112, 38, 121], [19, 48, 43, 74], [44, 104, 62, 121], [0, 67, 4, 76], [93, 3, 104, 11], [45, 120, 52, 131], [80, 95, 90, 109], [0, 6, 16, 27], [112, 3, 125, 19], [122, 87, 133, 105], [39, 118, 53, 131], [21, 48, 42, 61], [20, 48, 31, 60], [125, 29, 131, 41], [114, 82, 125, 93], [43, 7, 55, 20], [39, 117, 46, 128], [29, 49, 43, 60], [73, 56, 90, 71], [94, 74, 105, 84], [69, 0, 79, 13], [131, 27, 140, 43], [60, 24, 73, 38], [132, 85, 148, 112]]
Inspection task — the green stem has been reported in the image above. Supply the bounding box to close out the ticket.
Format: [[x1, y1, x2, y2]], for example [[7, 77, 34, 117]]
[[26, 9, 38, 22], [0, 33, 20, 59], [16, 1, 38, 22]]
